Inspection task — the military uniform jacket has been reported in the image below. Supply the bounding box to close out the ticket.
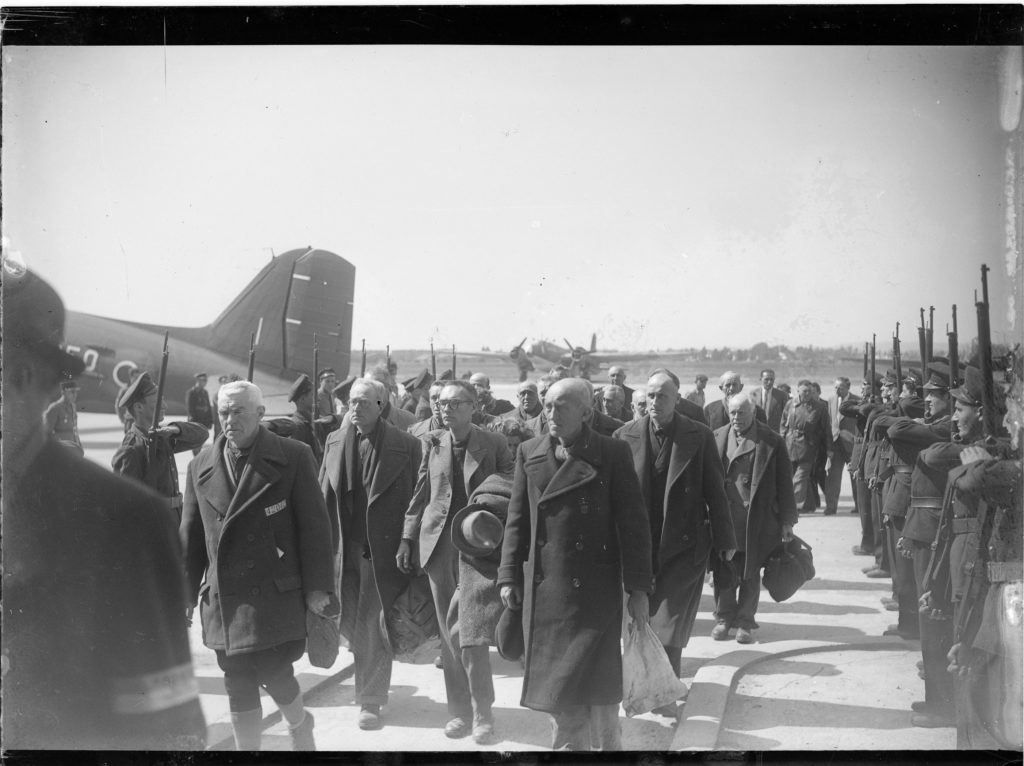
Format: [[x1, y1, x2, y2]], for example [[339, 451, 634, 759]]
[[112, 420, 209, 500], [408, 415, 444, 439], [181, 426, 335, 656], [496, 426, 654, 712], [713, 421, 798, 578], [3, 439, 206, 749], [403, 426, 514, 568], [319, 419, 422, 646], [43, 398, 80, 446], [900, 421, 956, 545], [186, 387, 214, 428]]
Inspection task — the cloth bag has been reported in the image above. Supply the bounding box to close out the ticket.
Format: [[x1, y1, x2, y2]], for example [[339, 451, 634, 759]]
[[762, 535, 816, 602], [621, 620, 688, 717], [387, 572, 442, 663], [305, 594, 342, 669]]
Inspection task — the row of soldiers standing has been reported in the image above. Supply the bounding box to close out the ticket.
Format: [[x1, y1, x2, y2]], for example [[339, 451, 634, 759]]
[[843, 272, 1021, 747]]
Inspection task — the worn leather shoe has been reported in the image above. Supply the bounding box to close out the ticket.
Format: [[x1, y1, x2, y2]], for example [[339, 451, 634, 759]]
[[735, 627, 754, 644], [883, 625, 920, 640], [358, 705, 382, 731], [851, 545, 873, 556], [445, 716, 471, 739], [862, 563, 880, 573], [880, 595, 898, 610], [912, 710, 954, 728], [710, 621, 731, 641], [471, 714, 496, 745], [865, 568, 891, 579]]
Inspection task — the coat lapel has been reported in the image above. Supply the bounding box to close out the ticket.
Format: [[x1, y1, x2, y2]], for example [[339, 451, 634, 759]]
[[463, 427, 484, 499], [195, 435, 233, 519], [749, 423, 773, 502], [223, 427, 283, 525], [618, 418, 651, 508], [538, 429, 600, 503], [666, 413, 700, 496], [368, 422, 406, 506], [715, 424, 730, 466]]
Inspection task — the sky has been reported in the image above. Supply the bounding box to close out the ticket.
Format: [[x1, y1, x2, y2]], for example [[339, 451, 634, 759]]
[[3, 44, 1020, 353]]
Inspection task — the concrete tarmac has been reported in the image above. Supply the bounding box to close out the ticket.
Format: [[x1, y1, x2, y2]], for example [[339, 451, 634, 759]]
[[79, 412, 957, 752]]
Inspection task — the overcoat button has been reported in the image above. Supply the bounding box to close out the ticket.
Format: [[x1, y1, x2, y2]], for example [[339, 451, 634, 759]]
[[537, 539, 546, 547], [575, 541, 584, 551], [534, 574, 544, 584], [571, 577, 581, 588], [250, 587, 259, 596], [682, 535, 689, 542]]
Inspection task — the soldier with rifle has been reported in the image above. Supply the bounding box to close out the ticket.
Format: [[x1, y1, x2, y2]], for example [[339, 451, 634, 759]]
[[112, 334, 209, 521], [843, 370, 883, 559]]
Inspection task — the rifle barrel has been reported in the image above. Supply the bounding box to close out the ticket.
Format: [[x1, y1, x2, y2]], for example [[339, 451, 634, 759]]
[[151, 331, 170, 430]]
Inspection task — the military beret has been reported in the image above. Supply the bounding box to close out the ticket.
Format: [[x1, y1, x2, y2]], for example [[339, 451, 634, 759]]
[[117, 372, 157, 410], [318, 368, 336, 381], [904, 368, 923, 387], [332, 375, 358, 399], [950, 366, 984, 407], [1, 262, 85, 378], [922, 361, 952, 391], [194, 372, 208, 379], [288, 374, 312, 403]]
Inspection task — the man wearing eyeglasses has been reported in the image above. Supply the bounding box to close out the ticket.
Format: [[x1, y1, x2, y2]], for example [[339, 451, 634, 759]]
[[397, 380, 514, 744]]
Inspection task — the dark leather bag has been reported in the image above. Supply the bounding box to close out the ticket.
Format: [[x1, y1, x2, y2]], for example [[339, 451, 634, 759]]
[[762, 535, 815, 602]]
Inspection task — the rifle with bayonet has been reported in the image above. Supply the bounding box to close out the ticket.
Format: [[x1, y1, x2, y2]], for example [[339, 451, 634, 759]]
[[870, 334, 877, 403], [948, 305, 960, 444], [927, 305, 935, 367], [146, 331, 171, 483], [430, 342, 437, 379], [246, 332, 256, 382], [360, 339, 367, 377], [313, 332, 320, 421], [918, 308, 929, 371], [452, 345, 457, 379], [862, 342, 869, 392], [893, 323, 903, 396], [976, 265, 1000, 439]]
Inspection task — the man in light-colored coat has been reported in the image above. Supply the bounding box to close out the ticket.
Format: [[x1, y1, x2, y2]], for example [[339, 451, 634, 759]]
[[397, 380, 513, 744]]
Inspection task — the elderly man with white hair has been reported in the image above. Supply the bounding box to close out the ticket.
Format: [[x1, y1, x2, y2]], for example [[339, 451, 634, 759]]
[[711, 394, 797, 644], [499, 378, 654, 750], [704, 371, 767, 431], [181, 380, 337, 751], [470, 372, 514, 417]]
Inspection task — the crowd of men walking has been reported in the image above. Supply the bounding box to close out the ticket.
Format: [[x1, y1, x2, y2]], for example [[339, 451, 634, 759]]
[[8, 264, 1021, 752]]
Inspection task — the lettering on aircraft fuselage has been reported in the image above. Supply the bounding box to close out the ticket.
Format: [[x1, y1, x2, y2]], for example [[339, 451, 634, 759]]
[[65, 344, 138, 386]]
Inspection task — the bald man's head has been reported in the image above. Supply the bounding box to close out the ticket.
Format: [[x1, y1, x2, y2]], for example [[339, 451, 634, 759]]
[[646, 372, 680, 427]]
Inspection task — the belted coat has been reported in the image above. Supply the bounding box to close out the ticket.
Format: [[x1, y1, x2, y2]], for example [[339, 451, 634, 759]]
[[319, 419, 422, 647], [181, 426, 336, 656], [713, 421, 798, 578], [497, 426, 654, 712]]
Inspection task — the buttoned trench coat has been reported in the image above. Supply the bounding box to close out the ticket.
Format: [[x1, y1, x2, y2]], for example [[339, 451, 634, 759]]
[[181, 426, 336, 656], [497, 427, 654, 713]]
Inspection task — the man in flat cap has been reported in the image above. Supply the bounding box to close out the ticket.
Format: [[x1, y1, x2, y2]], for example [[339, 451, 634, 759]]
[[685, 373, 708, 409], [181, 379, 335, 750], [44, 378, 82, 454], [112, 371, 209, 520], [186, 372, 214, 455], [2, 262, 206, 749], [401, 368, 434, 419], [320, 379, 422, 732], [317, 368, 338, 419], [470, 373, 514, 418]]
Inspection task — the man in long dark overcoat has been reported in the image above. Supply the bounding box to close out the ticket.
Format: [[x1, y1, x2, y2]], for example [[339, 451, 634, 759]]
[[498, 378, 654, 750], [712, 394, 797, 644], [319, 379, 422, 731], [614, 372, 736, 689], [181, 380, 336, 751]]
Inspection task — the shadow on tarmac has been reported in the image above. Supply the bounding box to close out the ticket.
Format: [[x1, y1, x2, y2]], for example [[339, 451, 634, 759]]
[[740, 659, 841, 677], [800, 578, 892, 591], [723, 693, 913, 731], [755, 600, 878, 615]]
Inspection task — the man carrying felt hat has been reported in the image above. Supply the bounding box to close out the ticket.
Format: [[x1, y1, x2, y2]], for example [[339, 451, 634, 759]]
[[44, 378, 83, 454], [112, 370, 209, 520], [319, 379, 422, 732], [2, 262, 206, 749]]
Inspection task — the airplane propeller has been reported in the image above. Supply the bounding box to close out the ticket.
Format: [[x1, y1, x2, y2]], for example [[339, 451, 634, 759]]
[[509, 337, 528, 360]]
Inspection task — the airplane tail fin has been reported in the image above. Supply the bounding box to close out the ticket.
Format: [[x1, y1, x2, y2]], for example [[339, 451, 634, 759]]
[[205, 247, 355, 377], [590, 333, 597, 353]]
